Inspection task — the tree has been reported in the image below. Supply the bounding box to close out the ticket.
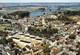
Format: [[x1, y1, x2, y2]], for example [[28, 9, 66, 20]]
[[77, 47, 80, 55], [28, 26, 58, 38], [15, 49, 19, 55], [61, 52, 68, 55], [0, 30, 8, 37], [52, 28, 58, 33], [69, 34, 76, 39], [65, 21, 70, 25], [43, 45, 51, 55], [7, 38, 13, 42], [22, 48, 26, 51], [3, 15, 7, 18], [1, 37, 7, 44]]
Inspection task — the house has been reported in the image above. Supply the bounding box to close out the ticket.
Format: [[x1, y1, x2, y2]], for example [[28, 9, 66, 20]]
[[76, 35, 80, 42], [0, 44, 4, 50], [63, 47, 69, 51], [7, 51, 15, 55], [4, 45, 10, 50], [77, 22, 80, 26]]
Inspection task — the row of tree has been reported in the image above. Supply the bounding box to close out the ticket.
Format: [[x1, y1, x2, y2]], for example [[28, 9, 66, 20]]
[[64, 10, 80, 16]]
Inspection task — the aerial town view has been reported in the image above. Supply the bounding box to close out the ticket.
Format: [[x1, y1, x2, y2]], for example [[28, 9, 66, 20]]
[[0, 0, 80, 55]]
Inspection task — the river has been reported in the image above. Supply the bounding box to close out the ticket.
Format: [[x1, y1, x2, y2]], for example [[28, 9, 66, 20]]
[[30, 6, 58, 18]]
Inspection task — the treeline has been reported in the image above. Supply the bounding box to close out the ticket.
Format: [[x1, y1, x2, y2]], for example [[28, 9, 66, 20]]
[[57, 14, 77, 24], [64, 10, 80, 16], [28, 26, 58, 38], [10, 11, 30, 18], [3, 11, 30, 19]]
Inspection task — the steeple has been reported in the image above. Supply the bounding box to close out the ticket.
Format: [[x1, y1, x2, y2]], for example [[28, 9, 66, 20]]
[[42, 16, 46, 25]]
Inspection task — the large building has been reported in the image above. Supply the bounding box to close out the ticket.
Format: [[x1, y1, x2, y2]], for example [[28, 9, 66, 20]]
[[42, 17, 46, 25], [9, 33, 44, 54]]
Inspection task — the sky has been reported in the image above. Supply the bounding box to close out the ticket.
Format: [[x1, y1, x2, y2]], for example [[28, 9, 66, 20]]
[[0, 0, 80, 3]]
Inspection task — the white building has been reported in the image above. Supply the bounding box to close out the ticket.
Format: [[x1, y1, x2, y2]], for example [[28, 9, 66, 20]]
[[42, 17, 46, 25]]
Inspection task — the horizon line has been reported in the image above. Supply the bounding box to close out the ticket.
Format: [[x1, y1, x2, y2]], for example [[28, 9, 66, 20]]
[[0, 2, 80, 3]]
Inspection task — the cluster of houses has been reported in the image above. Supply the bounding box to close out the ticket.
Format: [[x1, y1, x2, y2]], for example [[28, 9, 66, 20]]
[[46, 20, 80, 55], [0, 12, 80, 55], [7, 13, 80, 55]]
